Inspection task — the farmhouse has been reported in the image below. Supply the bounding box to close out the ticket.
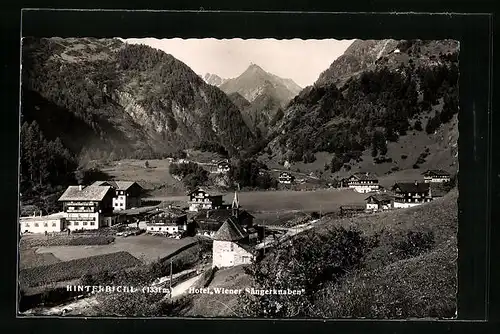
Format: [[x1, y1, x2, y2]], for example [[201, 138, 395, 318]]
[[20, 212, 66, 234], [345, 172, 379, 193], [58, 185, 116, 230], [212, 217, 255, 268], [193, 192, 255, 237], [146, 206, 194, 236], [279, 172, 294, 184], [188, 187, 224, 212], [392, 182, 432, 208], [92, 181, 143, 211], [365, 193, 393, 212], [339, 204, 366, 216], [217, 160, 230, 173], [422, 170, 451, 183]]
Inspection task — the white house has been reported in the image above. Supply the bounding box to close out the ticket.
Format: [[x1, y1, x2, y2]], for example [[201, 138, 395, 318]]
[[365, 194, 393, 212], [188, 187, 224, 212], [92, 181, 143, 211], [212, 217, 255, 268], [345, 173, 380, 193], [279, 172, 294, 184], [58, 185, 116, 231], [422, 170, 451, 183], [217, 160, 230, 174], [146, 207, 191, 236], [20, 212, 66, 234], [392, 182, 432, 208]]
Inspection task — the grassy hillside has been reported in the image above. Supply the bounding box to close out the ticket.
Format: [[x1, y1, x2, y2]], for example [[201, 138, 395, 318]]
[[183, 188, 457, 318]]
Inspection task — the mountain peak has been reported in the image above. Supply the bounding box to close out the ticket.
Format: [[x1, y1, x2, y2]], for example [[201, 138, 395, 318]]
[[244, 63, 267, 75], [203, 73, 227, 87]]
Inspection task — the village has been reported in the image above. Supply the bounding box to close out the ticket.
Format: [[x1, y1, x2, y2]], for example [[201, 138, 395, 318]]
[[18, 156, 455, 315]]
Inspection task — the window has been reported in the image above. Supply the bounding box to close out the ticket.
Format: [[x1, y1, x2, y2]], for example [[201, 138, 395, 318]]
[[34, 223, 39, 227], [25, 223, 30, 227], [230, 243, 234, 251], [90, 221, 95, 226], [83, 222, 88, 226], [52, 222, 57, 227], [67, 221, 72, 226], [44, 223, 48, 227]]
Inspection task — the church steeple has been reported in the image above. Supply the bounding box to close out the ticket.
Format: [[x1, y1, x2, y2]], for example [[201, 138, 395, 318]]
[[232, 191, 240, 218]]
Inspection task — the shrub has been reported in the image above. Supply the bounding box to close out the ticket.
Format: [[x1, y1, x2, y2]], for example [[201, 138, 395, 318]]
[[392, 230, 435, 258], [401, 154, 408, 160], [238, 227, 370, 317]]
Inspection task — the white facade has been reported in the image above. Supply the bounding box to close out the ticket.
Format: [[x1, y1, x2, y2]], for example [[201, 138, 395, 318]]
[[147, 224, 184, 234], [424, 176, 451, 183], [351, 184, 380, 193], [393, 201, 424, 209], [113, 194, 127, 211], [20, 213, 65, 234], [366, 202, 392, 211], [112, 192, 141, 211], [65, 211, 102, 230], [188, 190, 221, 212], [189, 200, 215, 212], [212, 240, 254, 268], [217, 165, 230, 173]]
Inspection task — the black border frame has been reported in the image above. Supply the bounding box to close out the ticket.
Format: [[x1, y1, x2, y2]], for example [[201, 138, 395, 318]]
[[1, 5, 497, 334]]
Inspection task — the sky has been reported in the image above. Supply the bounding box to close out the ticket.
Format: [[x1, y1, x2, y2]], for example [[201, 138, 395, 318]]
[[122, 38, 354, 87]]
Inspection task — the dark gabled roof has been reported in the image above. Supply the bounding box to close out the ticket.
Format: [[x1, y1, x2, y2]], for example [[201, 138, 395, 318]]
[[193, 209, 253, 222], [340, 204, 366, 210], [91, 181, 142, 191], [58, 185, 114, 202], [213, 217, 248, 241], [187, 187, 224, 197], [365, 193, 393, 203], [392, 182, 430, 193], [422, 169, 451, 177], [348, 172, 378, 181], [150, 207, 187, 218], [236, 242, 255, 254]]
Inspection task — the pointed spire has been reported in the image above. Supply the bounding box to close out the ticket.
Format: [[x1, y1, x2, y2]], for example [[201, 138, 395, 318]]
[[232, 191, 239, 209]]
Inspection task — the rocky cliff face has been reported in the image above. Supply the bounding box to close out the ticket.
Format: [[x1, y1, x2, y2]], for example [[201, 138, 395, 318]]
[[21, 37, 254, 160], [219, 64, 302, 138], [203, 73, 227, 87]]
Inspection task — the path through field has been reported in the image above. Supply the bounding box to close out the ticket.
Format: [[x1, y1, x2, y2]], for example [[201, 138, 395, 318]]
[[171, 274, 203, 298]]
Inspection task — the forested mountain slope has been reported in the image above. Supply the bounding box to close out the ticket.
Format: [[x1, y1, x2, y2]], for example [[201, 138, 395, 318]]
[[263, 39, 459, 176]]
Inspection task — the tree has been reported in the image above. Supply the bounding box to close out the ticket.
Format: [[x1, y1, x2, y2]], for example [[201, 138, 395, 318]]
[[237, 227, 369, 317], [414, 120, 423, 131]]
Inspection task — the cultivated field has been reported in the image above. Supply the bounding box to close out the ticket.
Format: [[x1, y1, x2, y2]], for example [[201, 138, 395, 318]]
[[148, 188, 367, 214], [35, 234, 197, 264], [20, 251, 142, 288], [19, 248, 61, 270], [101, 159, 186, 196]]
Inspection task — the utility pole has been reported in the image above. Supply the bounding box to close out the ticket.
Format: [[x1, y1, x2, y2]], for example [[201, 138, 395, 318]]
[[263, 222, 266, 256], [169, 258, 173, 297]]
